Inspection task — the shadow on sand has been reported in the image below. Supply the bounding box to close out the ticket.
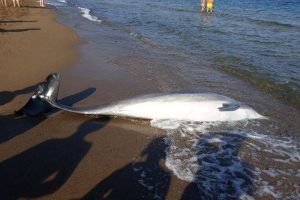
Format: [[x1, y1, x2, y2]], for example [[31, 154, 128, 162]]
[[0, 84, 37, 106], [82, 137, 171, 200], [0, 20, 37, 23], [0, 86, 96, 143], [0, 118, 109, 199], [0, 27, 40, 32]]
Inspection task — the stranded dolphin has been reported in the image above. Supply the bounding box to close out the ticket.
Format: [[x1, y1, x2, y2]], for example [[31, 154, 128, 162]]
[[18, 73, 266, 122]]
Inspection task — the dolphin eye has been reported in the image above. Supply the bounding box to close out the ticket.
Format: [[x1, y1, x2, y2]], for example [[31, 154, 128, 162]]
[[218, 103, 240, 111]]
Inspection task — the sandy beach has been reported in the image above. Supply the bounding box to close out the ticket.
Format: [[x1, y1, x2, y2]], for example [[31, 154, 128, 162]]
[[1, 2, 299, 200], [0, 6, 78, 112], [0, 6, 190, 200]]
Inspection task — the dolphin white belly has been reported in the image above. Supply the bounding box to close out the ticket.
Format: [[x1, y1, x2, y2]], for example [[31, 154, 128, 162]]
[[23, 73, 266, 122]]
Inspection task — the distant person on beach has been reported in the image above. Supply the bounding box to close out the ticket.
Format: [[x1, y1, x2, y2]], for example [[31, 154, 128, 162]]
[[40, 0, 45, 7]]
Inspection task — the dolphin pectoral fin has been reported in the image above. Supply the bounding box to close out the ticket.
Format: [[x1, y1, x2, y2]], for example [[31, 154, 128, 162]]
[[218, 103, 240, 111]]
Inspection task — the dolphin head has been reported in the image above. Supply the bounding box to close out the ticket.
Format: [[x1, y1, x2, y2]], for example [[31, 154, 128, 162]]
[[237, 103, 268, 120]]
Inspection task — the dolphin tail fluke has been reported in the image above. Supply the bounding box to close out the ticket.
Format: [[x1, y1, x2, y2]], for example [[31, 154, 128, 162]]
[[16, 73, 60, 116], [35, 73, 60, 102]]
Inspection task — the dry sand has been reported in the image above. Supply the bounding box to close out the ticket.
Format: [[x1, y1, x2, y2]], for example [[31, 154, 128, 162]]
[[0, 7, 189, 200], [0, 7, 78, 112]]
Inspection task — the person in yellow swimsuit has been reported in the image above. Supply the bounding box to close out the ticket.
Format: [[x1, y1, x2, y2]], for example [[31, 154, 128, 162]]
[[206, 0, 214, 12]]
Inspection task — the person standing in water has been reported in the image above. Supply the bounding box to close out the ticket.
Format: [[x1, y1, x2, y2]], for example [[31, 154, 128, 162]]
[[201, 0, 206, 12], [206, 0, 214, 12]]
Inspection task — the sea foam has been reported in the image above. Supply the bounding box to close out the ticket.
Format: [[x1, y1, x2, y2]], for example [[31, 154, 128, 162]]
[[150, 119, 300, 199], [78, 7, 102, 23]]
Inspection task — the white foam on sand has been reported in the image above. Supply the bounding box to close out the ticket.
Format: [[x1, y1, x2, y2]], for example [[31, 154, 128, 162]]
[[150, 119, 300, 199], [78, 7, 102, 23]]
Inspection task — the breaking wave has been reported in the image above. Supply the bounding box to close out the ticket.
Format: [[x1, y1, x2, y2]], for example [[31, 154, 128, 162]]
[[78, 7, 102, 23]]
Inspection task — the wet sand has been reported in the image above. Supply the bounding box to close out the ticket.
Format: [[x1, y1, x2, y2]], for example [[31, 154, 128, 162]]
[[0, 6, 191, 200]]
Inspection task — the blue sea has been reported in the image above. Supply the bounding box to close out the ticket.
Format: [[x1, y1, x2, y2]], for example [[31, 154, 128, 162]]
[[52, 0, 300, 107]]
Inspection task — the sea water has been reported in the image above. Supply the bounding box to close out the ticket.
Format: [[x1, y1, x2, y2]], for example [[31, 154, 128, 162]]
[[52, 0, 300, 106]]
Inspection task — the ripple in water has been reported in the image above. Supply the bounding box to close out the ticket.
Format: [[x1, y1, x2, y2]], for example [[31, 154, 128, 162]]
[[150, 119, 300, 199]]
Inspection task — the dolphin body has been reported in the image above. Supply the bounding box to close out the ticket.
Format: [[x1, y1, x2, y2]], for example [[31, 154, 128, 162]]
[[20, 73, 266, 122]]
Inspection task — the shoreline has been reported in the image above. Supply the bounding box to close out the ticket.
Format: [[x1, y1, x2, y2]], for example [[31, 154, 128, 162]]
[[59, 0, 300, 112], [0, 6, 184, 200]]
